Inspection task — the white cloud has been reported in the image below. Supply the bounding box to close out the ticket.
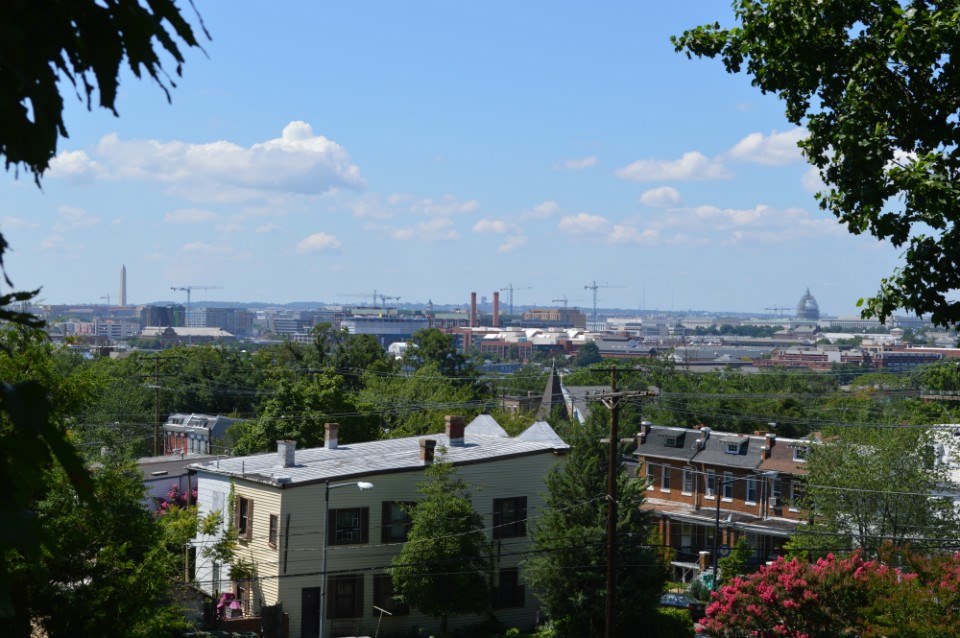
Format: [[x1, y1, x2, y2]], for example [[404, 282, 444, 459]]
[[802, 166, 826, 193], [215, 223, 244, 234], [297, 232, 342, 253], [615, 151, 731, 181], [727, 128, 807, 165], [53, 121, 364, 203], [48, 150, 105, 182], [521, 200, 561, 220], [180, 242, 236, 255], [639, 186, 681, 208], [0, 216, 39, 231], [53, 206, 99, 233], [382, 217, 460, 242], [498, 235, 528, 253], [165, 208, 218, 224], [559, 213, 611, 235], [608, 224, 660, 245], [557, 156, 599, 170], [256, 223, 280, 234], [407, 195, 479, 216], [473, 218, 509, 234]]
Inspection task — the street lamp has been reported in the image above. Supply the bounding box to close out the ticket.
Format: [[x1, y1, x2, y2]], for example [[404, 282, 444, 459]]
[[711, 471, 778, 591], [320, 480, 374, 638]]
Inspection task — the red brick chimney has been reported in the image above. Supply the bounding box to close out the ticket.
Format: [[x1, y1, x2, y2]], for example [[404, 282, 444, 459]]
[[420, 438, 437, 464], [325, 422, 339, 450], [761, 432, 776, 460], [492, 291, 500, 327], [470, 292, 477, 328], [446, 415, 466, 446], [277, 440, 296, 467]]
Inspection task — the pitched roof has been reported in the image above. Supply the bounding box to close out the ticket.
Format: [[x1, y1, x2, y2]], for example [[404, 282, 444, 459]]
[[537, 363, 565, 419], [465, 413, 509, 438], [517, 421, 569, 448]]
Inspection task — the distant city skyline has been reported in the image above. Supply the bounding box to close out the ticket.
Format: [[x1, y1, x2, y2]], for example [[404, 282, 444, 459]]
[[0, 2, 903, 316]]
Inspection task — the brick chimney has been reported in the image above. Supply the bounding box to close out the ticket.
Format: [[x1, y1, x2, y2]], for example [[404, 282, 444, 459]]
[[696, 427, 711, 450], [492, 291, 500, 327], [761, 432, 776, 460], [277, 440, 297, 468], [638, 421, 652, 445], [470, 292, 477, 328], [325, 422, 339, 450], [420, 438, 437, 464], [446, 415, 466, 446]]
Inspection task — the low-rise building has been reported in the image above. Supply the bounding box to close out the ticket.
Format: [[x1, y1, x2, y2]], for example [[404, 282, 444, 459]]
[[190, 416, 568, 638]]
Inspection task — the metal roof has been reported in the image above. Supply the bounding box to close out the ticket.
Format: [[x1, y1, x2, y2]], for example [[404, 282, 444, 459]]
[[190, 430, 566, 487]]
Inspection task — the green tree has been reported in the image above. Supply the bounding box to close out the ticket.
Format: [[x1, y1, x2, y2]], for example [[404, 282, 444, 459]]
[[391, 458, 490, 636], [717, 536, 753, 585], [673, 1, 960, 325], [404, 328, 474, 379], [523, 416, 666, 637], [790, 426, 960, 555], [7, 460, 190, 638], [573, 341, 603, 368]]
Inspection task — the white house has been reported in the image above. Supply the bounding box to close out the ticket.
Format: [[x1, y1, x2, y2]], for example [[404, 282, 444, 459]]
[[190, 415, 568, 638]]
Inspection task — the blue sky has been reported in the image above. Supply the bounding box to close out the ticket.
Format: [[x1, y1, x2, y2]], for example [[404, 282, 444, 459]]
[[0, 1, 901, 315]]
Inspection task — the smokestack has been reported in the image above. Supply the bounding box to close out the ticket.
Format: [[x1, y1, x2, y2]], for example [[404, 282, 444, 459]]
[[470, 292, 477, 328], [420, 439, 437, 464], [493, 291, 500, 327], [446, 415, 466, 446], [325, 423, 340, 450], [277, 440, 297, 467]]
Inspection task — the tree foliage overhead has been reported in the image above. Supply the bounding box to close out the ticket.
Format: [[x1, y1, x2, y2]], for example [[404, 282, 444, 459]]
[[673, 1, 960, 325], [390, 459, 490, 634], [1, 0, 207, 180], [523, 416, 666, 637]]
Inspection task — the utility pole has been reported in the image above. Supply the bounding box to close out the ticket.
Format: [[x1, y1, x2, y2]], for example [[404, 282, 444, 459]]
[[139, 354, 178, 456], [589, 368, 657, 638]]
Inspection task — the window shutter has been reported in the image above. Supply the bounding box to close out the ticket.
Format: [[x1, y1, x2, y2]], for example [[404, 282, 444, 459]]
[[246, 499, 254, 540], [328, 508, 338, 545], [518, 496, 527, 537], [492, 499, 503, 539], [234, 496, 242, 532], [360, 507, 369, 544], [381, 502, 390, 544]]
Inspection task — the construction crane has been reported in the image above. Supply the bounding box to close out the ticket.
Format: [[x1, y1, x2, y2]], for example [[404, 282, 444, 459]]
[[500, 283, 532, 317], [764, 306, 792, 317], [378, 293, 401, 306], [552, 296, 569, 309], [584, 281, 624, 328], [100, 294, 110, 307], [338, 290, 399, 308], [170, 285, 223, 315]]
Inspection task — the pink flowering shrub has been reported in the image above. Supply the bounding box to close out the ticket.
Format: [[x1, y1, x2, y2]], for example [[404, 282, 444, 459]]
[[703, 548, 960, 638], [156, 483, 197, 514]]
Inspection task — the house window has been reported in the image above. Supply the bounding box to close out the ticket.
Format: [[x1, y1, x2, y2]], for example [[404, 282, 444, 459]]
[[706, 470, 716, 498], [770, 478, 782, 506], [726, 441, 741, 454], [494, 568, 525, 609], [382, 502, 414, 543], [645, 463, 655, 490], [789, 480, 804, 511], [328, 574, 364, 618], [373, 573, 409, 616], [793, 447, 809, 463], [746, 478, 758, 504], [236, 496, 253, 541], [661, 467, 671, 491], [328, 508, 370, 545], [723, 472, 733, 500], [493, 497, 527, 539], [269, 514, 279, 548], [682, 468, 693, 494]]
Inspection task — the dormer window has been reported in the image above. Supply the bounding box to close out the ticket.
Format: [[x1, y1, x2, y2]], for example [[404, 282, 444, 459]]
[[663, 433, 685, 448], [725, 440, 745, 455], [793, 447, 809, 463]]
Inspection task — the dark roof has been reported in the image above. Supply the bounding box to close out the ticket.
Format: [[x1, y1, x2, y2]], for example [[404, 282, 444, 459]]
[[537, 363, 565, 419], [636, 426, 701, 461], [696, 433, 764, 470]]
